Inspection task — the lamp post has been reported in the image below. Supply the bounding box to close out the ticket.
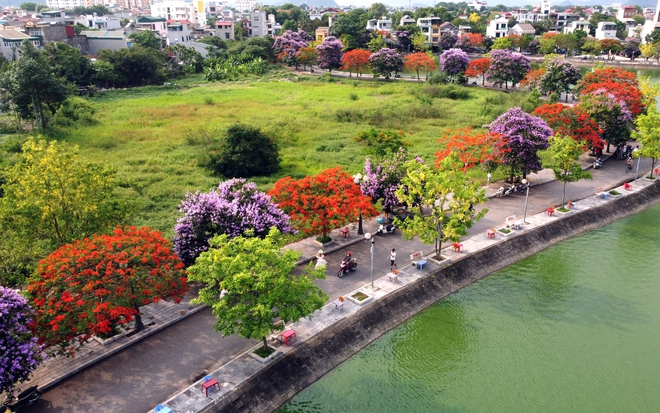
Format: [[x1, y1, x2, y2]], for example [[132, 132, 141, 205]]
[[353, 173, 369, 235], [634, 148, 641, 184], [522, 178, 530, 225], [364, 232, 375, 289]]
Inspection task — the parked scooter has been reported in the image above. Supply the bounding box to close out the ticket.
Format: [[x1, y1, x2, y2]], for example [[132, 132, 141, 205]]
[[504, 184, 516, 197], [514, 183, 526, 193], [594, 158, 603, 169], [1, 386, 42, 412], [337, 252, 357, 278], [376, 224, 396, 235], [495, 186, 505, 198]]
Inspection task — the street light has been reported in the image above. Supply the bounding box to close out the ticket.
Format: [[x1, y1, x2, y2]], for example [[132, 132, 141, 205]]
[[634, 147, 641, 184], [353, 173, 369, 235], [522, 178, 530, 225], [364, 232, 375, 290]]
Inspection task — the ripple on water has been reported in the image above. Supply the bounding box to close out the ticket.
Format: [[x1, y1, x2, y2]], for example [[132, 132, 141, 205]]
[[280, 204, 660, 413]]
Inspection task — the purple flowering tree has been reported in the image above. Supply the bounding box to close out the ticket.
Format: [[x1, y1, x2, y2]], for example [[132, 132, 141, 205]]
[[173, 178, 293, 266], [315, 36, 344, 73], [361, 148, 424, 214], [369, 48, 404, 79], [273, 30, 309, 67], [486, 49, 531, 89], [392, 30, 411, 52], [539, 57, 582, 101], [489, 107, 553, 181], [440, 33, 458, 50], [0, 287, 43, 395], [439, 48, 470, 81], [578, 90, 633, 149]]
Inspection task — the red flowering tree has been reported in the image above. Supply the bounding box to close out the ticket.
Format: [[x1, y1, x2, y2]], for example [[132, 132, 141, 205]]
[[577, 67, 638, 89], [532, 103, 604, 150], [466, 33, 483, 48], [580, 81, 644, 118], [435, 128, 504, 173], [403, 52, 437, 80], [28, 226, 187, 354], [465, 57, 490, 85], [520, 68, 546, 90], [297, 46, 317, 72], [268, 167, 378, 241], [341, 49, 371, 77]]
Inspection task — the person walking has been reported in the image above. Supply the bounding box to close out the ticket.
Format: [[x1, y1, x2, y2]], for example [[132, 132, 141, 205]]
[[487, 172, 492, 186], [626, 156, 633, 172], [388, 249, 397, 271]]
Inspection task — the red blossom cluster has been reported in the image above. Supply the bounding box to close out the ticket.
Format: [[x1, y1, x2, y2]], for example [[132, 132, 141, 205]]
[[28, 226, 187, 352], [436, 128, 504, 172], [532, 103, 604, 149]]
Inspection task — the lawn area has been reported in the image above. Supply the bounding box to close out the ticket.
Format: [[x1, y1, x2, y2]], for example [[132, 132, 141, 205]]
[[60, 75, 530, 236]]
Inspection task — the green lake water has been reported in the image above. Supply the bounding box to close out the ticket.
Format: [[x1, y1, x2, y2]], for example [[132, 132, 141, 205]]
[[280, 203, 660, 413]]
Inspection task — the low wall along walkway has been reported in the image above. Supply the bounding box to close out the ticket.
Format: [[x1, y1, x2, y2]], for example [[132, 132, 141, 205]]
[[186, 180, 660, 413]]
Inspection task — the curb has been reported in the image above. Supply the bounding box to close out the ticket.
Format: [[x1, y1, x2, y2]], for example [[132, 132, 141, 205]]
[[39, 303, 207, 392]]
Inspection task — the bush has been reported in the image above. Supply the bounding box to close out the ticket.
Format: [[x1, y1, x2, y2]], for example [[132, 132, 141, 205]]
[[424, 85, 470, 100], [207, 123, 280, 178], [51, 97, 97, 127], [427, 72, 450, 85], [349, 93, 359, 101]]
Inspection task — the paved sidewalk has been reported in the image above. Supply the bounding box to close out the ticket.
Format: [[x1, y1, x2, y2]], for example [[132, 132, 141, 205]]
[[21, 143, 637, 400], [156, 173, 657, 413]]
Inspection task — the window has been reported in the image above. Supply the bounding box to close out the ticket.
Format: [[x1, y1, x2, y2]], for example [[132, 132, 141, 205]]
[[225, 32, 229, 39], [253, 16, 259, 21], [432, 28, 438, 33], [432, 37, 438, 42]]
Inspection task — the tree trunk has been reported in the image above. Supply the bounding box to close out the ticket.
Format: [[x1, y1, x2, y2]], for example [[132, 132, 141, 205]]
[[262, 336, 269, 351], [652, 158, 656, 178], [562, 181, 567, 207]]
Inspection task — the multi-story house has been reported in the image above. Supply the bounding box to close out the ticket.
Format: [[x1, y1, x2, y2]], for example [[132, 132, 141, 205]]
[[563, 19, 589, 34], [595, 21, 618, 39], [213, 14, 233, 40], [235, 0, 257, 13], [486, 15, 508, 38], [0, 27, 42, 61], [366, 16, 392, 32], [510, 8, 547, 23], [553, 12, 577, 28], [167, 19, 192, 44], [417, 15, 442, 44], [81, 30, 129, 54], [616, 5, 637, 24], [399, 14, 415, 26], [74, 14, 122, 30], [135, 16, 168, 39], [316, 26, 329, 41], [468, 0, 487, 11], [440, 21, 459, 36], [249, 11, 267, 37], [151, 2, 199, 27]]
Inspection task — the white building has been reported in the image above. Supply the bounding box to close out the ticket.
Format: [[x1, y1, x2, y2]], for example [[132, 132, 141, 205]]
[[0, 28, 41, 61], [74, 14, 122, 30], [46, 0, 84, 9], [366, 16, 392, 32], [468, 0, 487, 10], [509, 23, 535, 35], [510, 9, 547, 23], [486, 15, 508, 38], [249, 11, 267, 37], [151, 1, 199, 26], [595, 21, 618, 39], [235, 0, 257, 12], [399, 14, 415, 26], [167, 19, 192, 44], [563, 19, 589, 34], [540, 0, 551, 16]]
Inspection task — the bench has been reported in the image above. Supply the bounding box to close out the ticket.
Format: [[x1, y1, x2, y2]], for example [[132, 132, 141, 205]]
[[410, 251, 427, 270], [505, 215, 521, 230]]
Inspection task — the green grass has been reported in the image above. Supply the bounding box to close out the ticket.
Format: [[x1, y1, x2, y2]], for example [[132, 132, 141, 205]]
[[56, 76, 529, 236]]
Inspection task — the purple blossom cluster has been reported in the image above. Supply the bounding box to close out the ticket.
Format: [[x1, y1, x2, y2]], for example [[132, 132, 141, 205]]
[[173, 179, 293, 266], [361, 148, 424, 212], [272, 30, 309, 66], [315, 36, 344, 72], [486, 49, 531, 89], [392, 30, 411, 51], [440, 33, 458, 50], [489, 107, 553, 177], [439, 48, 470, 76], [0, 287, 43, 394], [579, 89, 633, 145], [369, 48, 404, 79]]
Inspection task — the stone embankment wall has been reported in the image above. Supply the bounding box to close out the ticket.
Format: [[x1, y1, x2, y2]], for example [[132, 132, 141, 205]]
[[203, 181, 660, 413]]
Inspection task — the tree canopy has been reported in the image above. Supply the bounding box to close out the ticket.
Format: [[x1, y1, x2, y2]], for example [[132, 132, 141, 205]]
[[546, 135, 592, 206], [208, 123, 280, 178], [187, 227, 328, 351]]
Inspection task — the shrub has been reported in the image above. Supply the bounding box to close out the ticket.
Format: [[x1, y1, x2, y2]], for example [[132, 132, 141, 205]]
[[349, 93, 359, 101], [207, 123, 280, 178], [428, 72, 450, 85], [51, 97, 97, 127]]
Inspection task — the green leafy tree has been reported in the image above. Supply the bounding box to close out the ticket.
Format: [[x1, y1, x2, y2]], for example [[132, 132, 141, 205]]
[[20, 2, 37, 10], [198, 36, 227, 49], [411, 32, 429, 52], [281, 19, 298, 31], [0, 138, 131, 285], [394, 153, 488, 257], [354, 128, 407, 157], [129, 30, 162, 50], [1, 40, 68, 129], [369, 2, 388, 19], [43, 42, 94, 86], [208, 123, 280, 178], [168, 44, 204, 74], [367, 33, 386, 52], [546, 135, 592, 206], [491, 36, 512, 50], [632, 109, 660, 178], [187, 228, 328, 352], [98, 46, 165, 87], [540, 57, 581, 101]]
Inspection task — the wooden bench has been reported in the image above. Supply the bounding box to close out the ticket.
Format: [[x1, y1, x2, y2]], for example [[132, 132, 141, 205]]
[[410, 251, 427, 270]]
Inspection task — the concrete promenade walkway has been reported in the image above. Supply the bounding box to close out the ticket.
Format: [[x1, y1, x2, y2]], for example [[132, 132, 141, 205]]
[[22, 146, 654, 412]]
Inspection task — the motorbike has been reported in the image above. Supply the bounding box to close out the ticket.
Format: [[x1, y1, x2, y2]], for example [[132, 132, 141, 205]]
[[514, 183, 526, 194], [504, 184, 516, 197], [495, 186, 505, 198], [594, 158, 603, 169], [376, 224, 396, 235], [337, 255, 357, 278], [1, 386, 42, 412]]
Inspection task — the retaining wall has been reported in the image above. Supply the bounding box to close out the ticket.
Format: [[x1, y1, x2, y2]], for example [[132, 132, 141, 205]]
[[202, 181, 660, 413]]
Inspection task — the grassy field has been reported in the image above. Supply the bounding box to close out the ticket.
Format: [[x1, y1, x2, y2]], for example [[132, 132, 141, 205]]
[[57, 73, 530, 236]]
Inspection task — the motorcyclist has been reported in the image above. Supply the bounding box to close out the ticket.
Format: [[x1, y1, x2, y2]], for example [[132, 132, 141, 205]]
[[342, 251, 353, 265]]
